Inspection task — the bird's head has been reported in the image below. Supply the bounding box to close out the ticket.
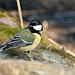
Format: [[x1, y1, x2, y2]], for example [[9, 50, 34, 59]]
[[28, 19, 43, 35]]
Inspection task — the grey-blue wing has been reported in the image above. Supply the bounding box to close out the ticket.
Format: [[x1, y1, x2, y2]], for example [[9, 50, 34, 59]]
[[5, 29, 35, 49]]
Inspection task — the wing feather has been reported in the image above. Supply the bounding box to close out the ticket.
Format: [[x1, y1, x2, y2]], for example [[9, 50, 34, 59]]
[[5, 29, 35, 49]]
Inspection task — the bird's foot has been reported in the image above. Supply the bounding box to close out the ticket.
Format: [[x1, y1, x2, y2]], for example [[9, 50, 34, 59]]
[[24, 51, 33, 61]]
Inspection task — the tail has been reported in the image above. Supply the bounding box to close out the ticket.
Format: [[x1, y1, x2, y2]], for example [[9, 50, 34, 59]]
[[0, 45, 7, 52]]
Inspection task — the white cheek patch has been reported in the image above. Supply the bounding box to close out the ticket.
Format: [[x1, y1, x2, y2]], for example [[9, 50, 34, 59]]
[[33, 25, 42, 31]]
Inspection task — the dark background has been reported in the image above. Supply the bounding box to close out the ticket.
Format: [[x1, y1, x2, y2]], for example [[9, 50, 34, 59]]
[[0, 0, 75, 11]]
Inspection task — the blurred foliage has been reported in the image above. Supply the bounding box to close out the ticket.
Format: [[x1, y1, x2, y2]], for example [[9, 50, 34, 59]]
[[0, 24, 19, 36], [0, 11, 8, 18], [0, 23, 20, 43], [0, 11, 20, 43]]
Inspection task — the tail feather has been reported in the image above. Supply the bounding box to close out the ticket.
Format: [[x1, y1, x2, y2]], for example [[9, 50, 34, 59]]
[[0, 45, 7, 52]]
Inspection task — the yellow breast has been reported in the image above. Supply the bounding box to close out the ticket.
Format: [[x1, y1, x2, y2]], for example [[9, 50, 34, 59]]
[[20, 33, 41, 51]]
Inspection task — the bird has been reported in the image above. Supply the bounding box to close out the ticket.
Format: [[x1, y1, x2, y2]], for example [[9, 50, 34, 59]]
[[0, 19, 43, 60]]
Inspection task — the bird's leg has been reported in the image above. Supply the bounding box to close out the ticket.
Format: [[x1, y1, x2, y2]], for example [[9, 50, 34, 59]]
[[27, 51, 33, 61]]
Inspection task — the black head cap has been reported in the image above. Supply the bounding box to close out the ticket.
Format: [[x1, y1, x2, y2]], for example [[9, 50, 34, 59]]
[[26, 19, 43, 35], [30, 19, 42, 26]]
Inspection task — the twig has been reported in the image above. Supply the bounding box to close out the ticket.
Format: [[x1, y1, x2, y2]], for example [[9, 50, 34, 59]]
[[47, 37, 75, 58], [16, 0, 23, 29], [66, 50, 75, 57]]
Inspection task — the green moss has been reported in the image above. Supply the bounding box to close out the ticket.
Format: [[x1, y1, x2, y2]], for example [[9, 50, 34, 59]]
[[0, 23, 20, 35], [0, 23, 20, 43], [0, 11, 8, 18]]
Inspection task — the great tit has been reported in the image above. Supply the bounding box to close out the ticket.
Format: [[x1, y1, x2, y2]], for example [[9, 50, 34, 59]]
[[0, 19, 43, 60]]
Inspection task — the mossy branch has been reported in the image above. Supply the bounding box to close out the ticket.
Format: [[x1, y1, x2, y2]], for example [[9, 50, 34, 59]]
[[16, 0, 23, 29]]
